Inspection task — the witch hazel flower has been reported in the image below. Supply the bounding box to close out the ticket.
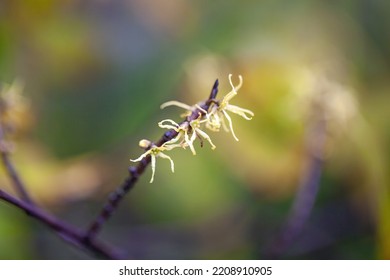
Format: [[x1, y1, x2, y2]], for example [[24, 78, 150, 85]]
[[161, 74, 254, 141], [187, 113, 216, 154], [158, 119, 192, 148], [130, 74, 253, 183], [158, 113, 216, 155], [207, 74, 254, 141], [130, 139, 180, 183]]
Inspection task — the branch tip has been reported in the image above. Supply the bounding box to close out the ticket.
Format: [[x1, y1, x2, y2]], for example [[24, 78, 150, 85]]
[[209, 79, 219, 100]]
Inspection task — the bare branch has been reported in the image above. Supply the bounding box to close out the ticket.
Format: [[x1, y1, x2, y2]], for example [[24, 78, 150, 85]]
[[0, 188, 121, 259], [0, 124, 33, 205], [84, 79, 220, 241]]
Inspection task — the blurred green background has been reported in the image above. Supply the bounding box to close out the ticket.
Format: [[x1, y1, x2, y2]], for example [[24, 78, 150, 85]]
[[0, 0, 389, 259]]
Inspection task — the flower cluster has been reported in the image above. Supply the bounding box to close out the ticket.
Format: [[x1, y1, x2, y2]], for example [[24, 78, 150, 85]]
[[130, 74, 254, 183]]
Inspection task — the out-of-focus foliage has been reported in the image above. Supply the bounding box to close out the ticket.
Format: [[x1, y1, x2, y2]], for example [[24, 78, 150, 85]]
[[0, 0, 389, 259]]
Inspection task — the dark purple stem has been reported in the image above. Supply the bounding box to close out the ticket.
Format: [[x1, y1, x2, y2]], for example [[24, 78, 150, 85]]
[[84, 79, 219, 241]]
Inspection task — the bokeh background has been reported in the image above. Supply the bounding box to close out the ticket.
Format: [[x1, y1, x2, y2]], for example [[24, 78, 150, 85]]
[[0, 0, 389, 259]]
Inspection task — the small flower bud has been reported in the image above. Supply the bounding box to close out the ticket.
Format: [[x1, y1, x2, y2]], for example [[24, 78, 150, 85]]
[[139, 139, 151, 149]]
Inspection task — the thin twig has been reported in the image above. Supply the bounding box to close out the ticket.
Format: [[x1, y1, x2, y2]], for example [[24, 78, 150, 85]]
[[84, 79, 219, 241], [0, 124, 33, 205], [266, 119, 326, 258], [0, 188, 121, 259]]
